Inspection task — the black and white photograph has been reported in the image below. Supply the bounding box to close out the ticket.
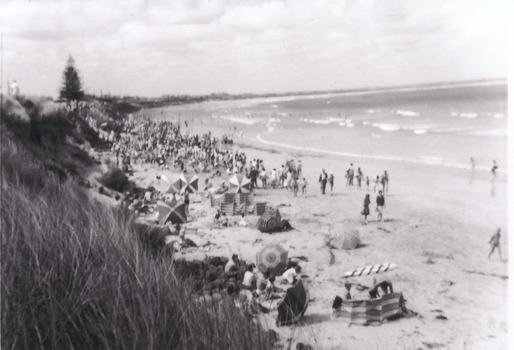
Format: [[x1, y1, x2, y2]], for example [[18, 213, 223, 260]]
[[1, 1, 511, 349]]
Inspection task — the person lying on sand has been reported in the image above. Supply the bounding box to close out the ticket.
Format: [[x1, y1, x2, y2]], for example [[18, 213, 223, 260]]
[[368, 278, 393, 299]]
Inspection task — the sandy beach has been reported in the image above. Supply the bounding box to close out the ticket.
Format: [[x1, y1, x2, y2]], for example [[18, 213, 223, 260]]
[[120, 88, 508, 349]]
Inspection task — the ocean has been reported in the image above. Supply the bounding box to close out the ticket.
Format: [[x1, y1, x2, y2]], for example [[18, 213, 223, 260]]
[[147, 81, 508, 173]]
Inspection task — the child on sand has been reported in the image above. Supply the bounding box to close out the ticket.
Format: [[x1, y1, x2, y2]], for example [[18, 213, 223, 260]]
[[488, 228, 502, 259]]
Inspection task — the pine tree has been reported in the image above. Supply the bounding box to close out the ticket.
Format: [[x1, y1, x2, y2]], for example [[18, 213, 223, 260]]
[[59, 56, 84, 107]]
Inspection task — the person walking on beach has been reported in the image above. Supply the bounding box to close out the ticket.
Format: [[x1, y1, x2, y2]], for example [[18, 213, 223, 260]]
[[319, 169, 328, 195], [292, 177, 299, 197], [347, 163, 354, 186], [469, 157, 475, 172], [361, 194, 371, 224], [366, 176, 370, 190], [488, 228, 502, 260], [328, 172, 334, 195], [376, 190, 385, 221], [381, 171, 389, 193]]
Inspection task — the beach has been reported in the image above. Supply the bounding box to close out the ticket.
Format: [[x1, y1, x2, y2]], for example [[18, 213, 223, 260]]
[[126, 82, 508, 349]]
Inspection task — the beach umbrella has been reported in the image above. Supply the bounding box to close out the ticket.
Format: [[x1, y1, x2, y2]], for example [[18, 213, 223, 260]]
[[155, 198, 187, 225], [342, 230, 361, 250], [179, 173, 199, 194], [162, 174, 182, 194], [228, 174, 251, 193], [257, 209, 282, 233], [256, 244, 288, 276]]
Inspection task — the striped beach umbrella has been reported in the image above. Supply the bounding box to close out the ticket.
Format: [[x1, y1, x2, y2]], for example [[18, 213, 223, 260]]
[[228, 174, 251, 193], [342, 230, 361, 250], [256, 244, 288, 276], [178, 173, 199, 194], [161, 174, 181, 194], [257, 209, 282, 233], [155, 198, 187, 225]]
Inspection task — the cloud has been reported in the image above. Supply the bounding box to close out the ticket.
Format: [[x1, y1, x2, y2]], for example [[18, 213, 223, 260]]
[[1, 0, 510, 97]]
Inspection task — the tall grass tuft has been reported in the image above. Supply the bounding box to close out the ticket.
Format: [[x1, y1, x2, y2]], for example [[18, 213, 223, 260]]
[[1, 102, 276, 349]]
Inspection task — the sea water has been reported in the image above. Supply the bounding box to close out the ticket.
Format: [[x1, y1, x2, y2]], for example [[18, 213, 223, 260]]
[[151, 81, 507, 173]]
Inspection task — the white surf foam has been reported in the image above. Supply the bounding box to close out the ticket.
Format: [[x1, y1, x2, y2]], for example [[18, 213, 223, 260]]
[[459, 113, 478, 118], [413, 129, 427, 135], [372, 123, 401, 132], [397, 110, 420, 117], [253, 131, 498, 172]]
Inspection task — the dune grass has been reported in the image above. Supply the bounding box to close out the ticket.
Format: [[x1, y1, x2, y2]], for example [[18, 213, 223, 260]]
[[1, 98, 277, 349]]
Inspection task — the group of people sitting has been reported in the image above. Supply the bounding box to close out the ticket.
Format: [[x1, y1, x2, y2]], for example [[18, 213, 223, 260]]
[[224, 254, 302, 301], [332, 278, 394, 310], [213, 210, 249, 228]]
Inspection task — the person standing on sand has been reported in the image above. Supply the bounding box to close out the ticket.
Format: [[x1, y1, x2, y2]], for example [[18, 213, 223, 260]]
[[488, 228, 502, 259], [469, 157, 475, 172], [362, 194, 370, 224], [374, 175, 380, 193], [356, 168, 363, 189], [292, 177, 299, 197], [381, 171, 389, 193], [183, 191, 190, 217], [328, 172, 334, 195], [376, 190, 385, 221], [347, 163, 354, 186], [366, 176, 370, 190], [296, 160, 302, 179], [301, 177, 308, 195], [319, 169, 328, 195]]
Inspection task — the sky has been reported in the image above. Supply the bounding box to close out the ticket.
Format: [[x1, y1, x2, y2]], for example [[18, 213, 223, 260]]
[[1, 0, 512, 97]]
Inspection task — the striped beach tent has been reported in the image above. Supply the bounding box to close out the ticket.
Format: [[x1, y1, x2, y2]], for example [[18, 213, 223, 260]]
[[234, 192, 254, 205], [220, 202, 235, 216], [255, 202, 267, 215], [331, 293, 405, 325]]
